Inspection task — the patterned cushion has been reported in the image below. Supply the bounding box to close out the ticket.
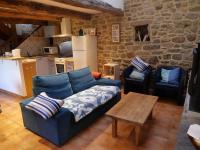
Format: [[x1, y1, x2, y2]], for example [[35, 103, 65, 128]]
[[131, 56, 149, 71], [62, 85, 120, 122], [25, 92, 64, 119]]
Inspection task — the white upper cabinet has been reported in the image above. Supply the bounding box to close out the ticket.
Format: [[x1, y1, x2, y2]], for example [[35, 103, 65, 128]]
[[44, 26, 57, 38]]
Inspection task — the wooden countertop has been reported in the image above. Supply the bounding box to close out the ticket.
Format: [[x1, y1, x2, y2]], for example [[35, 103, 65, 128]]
[[0, 56, 74, 62], [0, 56, 26, 60], [0, 55, 56, 61]]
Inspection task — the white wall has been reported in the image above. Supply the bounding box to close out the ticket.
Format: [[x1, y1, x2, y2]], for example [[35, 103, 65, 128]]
[[102, 0, 124, 10], [0, 60, 26, 96]]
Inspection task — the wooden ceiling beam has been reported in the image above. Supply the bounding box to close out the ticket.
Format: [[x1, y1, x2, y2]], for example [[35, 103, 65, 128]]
[[52, 0, 124, 16], [0, 1, 91, 20], [0, 10, 61, 22], [0, 18, 49, 25]]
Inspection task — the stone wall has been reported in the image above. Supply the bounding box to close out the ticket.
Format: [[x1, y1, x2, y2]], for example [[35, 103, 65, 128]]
[[17, 26, 49, 57], [72, 0, 200, 72]]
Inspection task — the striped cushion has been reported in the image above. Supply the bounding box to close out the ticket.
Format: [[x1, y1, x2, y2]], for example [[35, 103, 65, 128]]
[[131, 56, 149, 71], [25, 92, 64, 119]]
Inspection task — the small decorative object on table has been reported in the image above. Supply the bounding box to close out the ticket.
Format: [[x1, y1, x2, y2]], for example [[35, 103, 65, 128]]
[[92, 71, 102, 80], [79, 29, 84, 36], [187, 124, 200, 149], [84, 28, 96, 36], [103, 63, 120, 80]]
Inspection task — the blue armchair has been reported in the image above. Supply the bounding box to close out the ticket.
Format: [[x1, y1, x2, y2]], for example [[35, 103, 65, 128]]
[[123, 65, 152, 94], [154, 66, 186, 105]]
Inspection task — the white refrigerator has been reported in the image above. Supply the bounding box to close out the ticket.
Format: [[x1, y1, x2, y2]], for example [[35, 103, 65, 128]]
[[72, 35, 98, 71]]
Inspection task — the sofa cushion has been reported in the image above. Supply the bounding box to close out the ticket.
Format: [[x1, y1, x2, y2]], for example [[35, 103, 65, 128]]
[[68, 67, 96, 93], [25, 92, 64, 119], [156, 81, 179, 88], [129, 69, 145, 80], [33, 73, 73, 99], [62, 85, 120, 122]]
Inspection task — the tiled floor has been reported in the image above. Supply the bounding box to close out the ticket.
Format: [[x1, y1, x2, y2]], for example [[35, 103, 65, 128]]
[[0, 91, 183, 150]]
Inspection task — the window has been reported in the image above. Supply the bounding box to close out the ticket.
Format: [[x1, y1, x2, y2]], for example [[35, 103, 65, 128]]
[[135, 24, 150, 42]]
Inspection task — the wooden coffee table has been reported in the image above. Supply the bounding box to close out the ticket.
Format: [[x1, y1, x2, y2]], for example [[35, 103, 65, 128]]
[[106, 92, 158, 146]]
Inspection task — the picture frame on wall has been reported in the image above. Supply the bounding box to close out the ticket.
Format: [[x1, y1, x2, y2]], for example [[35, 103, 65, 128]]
[[112, 24, 120, 43]]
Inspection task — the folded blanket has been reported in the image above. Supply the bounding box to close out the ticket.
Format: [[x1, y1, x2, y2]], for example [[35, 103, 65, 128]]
[[62, 85, 120, 122]]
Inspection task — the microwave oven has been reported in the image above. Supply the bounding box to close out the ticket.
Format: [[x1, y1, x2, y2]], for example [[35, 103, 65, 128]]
[[43, 47, 58, 55]]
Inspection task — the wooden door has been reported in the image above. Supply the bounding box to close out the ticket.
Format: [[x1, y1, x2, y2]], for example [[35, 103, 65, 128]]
[[22, 62, 36, 98]]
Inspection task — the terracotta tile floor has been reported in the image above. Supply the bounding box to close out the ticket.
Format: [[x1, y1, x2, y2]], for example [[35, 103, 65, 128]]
[[0, 92, 183, 150]]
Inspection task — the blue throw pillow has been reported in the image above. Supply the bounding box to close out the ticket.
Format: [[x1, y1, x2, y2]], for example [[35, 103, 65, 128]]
[[68, 67, 96, 93], [26, 92, 64, 119], [129, 70, 145, 80], [161, 68, 180, 84]]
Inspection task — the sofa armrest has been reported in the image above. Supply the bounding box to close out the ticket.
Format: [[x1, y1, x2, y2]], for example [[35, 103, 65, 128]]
[[20, 97, 75, 145], [20, 98, 74, 128], [96, 78, 121, 88], [20, 97, 34, 106]]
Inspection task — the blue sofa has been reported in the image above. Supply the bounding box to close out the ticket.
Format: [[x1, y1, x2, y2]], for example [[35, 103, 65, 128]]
[[20, 67, 121, 146]]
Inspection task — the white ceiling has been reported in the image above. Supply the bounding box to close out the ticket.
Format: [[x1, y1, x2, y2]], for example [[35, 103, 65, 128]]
[[101, 0, 124, 10]]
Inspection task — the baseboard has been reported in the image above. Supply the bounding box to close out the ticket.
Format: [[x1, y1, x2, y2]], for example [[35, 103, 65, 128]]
[[0, 89, 24, 99]]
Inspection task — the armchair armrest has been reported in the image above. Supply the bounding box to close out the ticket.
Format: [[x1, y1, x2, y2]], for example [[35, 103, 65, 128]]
[[123, 65, 133, 78], [155, 67, 162, 82], [96, 78, 121, 88], [179, 69, 186, 90], [137, 67, 151, 82]]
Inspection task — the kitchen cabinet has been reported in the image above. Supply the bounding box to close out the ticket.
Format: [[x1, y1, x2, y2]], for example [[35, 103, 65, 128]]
[[55, 57, 74, 73], [22, 61, 36, 97], [0, 57, 55, 97], [0, 59, 26, 96]]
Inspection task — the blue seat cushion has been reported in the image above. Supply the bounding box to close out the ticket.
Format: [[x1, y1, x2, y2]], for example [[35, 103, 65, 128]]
[[156, 81, 180, 88], [33, 73, 73, 99], [68, 67, 96, 93]]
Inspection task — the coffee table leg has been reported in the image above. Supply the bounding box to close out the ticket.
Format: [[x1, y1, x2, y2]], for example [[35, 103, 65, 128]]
[[149, 111, 153, 120], [135, 125, 141, 146], [112, 118, 117, 137]]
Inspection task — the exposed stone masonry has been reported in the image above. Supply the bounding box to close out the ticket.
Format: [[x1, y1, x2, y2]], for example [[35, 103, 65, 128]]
[[72, 0, 200, 72]]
